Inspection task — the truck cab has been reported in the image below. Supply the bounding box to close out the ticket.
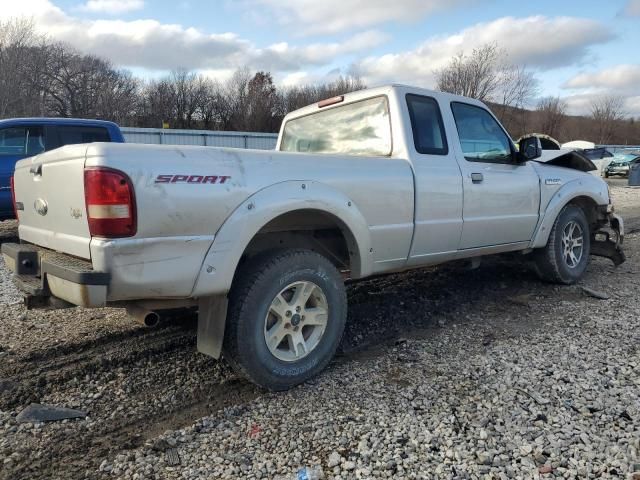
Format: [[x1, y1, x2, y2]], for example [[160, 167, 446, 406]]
[[0, 118, 124, 220]]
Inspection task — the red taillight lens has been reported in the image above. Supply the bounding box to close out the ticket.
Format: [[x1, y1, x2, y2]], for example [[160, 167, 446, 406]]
[[10, 175, 18, 220], [84, 167, 136, 238]]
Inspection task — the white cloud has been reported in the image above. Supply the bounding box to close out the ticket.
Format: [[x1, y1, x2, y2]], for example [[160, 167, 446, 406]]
[[562, 65, 640, 116], [0, 0, 382, 72], [564, 65, 640, 93], [625, 96, 640, 116], [563, 93, 640, 117], [78, 0, 144, 14], [620, 0, 640, 16], [351, 16, 612, 87], [259, 30, 388, 70], [253, 0, 474, 34]]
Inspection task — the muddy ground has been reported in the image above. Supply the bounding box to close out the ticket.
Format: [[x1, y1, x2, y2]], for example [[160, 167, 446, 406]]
[[0, 182, 638, 479]]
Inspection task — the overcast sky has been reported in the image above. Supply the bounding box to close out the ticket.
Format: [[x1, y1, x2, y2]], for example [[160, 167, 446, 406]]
[[3, 0, 640, 115]]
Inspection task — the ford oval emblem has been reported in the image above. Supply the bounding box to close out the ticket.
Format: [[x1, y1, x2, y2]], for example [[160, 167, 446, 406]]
[[34, 198, 48, 216]]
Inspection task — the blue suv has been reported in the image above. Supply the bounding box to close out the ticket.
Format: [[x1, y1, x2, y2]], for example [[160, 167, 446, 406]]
[[0, 118, 124, 220]]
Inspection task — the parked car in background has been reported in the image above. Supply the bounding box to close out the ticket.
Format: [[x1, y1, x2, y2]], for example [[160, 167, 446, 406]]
[[578, 148, 613, 177], [0, 118, 124, 220], [604, 153, 640, 178]]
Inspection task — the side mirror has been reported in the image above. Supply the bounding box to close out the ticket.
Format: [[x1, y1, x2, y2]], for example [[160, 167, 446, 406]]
[[518, 136, 542, 161]]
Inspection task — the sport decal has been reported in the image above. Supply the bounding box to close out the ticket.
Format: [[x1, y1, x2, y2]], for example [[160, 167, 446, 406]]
[[155, 174, 231, 184]]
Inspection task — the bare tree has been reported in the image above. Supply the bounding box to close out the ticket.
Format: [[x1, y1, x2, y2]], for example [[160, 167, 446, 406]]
[[536, 96, 567, 139], [436, 43, 539, 135], [280, 75, 365, 113], [96, 68, 139, 124], [590, 95, 625, 144], [494, 64, 539, 133], [0, 19, 44, 117], [435, 44, 502, 102], [194, 77, 224, 130]]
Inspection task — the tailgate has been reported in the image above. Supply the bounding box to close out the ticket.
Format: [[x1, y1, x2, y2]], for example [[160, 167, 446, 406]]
[[14, 145, 91, 259]]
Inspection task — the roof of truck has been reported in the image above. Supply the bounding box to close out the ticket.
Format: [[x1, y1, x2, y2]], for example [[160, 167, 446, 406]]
[[281, 84, 486, 123], [0, 117, 120, 128]]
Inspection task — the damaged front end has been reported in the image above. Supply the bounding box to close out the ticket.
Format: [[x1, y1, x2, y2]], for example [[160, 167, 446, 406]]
[[535, 149, 598, 173], [591, 208, 625, 266]]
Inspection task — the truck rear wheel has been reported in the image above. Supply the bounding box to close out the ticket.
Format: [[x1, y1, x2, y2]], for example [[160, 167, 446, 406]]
[[533, 204, 591, 284], [223, 249, 347, 390]]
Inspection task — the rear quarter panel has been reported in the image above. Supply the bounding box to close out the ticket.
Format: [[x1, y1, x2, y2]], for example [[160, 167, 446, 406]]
[[85, 143, 415, 300]]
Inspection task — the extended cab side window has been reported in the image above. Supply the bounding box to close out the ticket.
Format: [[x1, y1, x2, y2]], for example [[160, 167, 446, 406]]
[[0, 127, 45, 156], [406, 94, 448, 155], [450, 102, 514, 164], [56, 126, 110, 146]]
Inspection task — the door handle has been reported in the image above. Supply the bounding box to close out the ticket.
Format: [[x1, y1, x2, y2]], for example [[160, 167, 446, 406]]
[[471, 172, 483, 183], [30, 164, 42, 176]]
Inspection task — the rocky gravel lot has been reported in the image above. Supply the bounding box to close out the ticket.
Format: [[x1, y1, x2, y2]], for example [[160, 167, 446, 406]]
[[0, 184, 639, 480]]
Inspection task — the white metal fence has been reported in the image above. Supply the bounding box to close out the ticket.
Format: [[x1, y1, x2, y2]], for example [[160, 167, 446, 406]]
[[599, 145, 640, 154], [120, 127, 278, 150]]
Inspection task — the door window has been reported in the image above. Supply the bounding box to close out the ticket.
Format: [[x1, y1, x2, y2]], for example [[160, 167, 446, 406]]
[[0, 127, 45, 156], [451, 102, 513, 164], [406, 94, 448, 155]]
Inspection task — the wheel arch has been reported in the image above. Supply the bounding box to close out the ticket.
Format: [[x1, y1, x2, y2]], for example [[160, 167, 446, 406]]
[[531, 180, 607, 249], [190, 181, 372, 298]]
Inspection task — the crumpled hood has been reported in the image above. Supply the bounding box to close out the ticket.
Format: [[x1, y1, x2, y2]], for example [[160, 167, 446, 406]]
[[534, 149, 597, 173]]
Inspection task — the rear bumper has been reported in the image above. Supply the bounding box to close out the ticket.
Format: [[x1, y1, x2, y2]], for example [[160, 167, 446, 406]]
[[1, 242, 110, 308]]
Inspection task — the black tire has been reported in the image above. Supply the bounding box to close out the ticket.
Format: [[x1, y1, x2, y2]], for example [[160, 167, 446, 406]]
[[533, 204, 591, 284], [223, 249, 347, 390]]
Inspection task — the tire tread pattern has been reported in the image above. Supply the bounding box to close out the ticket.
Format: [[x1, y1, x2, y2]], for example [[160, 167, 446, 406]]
[[534, 204, 590, 285], [223, 248, 346, 390]]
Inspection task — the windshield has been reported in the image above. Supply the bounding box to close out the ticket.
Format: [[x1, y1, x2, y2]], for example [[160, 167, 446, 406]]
[[611, 154, 637, 164], [280, 96, 392, 156]]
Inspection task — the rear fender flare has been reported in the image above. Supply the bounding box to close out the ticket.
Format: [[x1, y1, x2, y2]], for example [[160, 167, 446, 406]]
[[190, 180, 372, 297]]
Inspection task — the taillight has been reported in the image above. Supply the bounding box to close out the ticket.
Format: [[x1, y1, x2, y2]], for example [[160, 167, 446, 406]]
[[10, 175, 18, 220], [84, 167, 136, 237]]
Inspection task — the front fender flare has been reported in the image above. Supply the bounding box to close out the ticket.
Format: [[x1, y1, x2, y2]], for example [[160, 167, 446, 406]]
[[190, 180, 373, 297], [530, 179, 608, 249]]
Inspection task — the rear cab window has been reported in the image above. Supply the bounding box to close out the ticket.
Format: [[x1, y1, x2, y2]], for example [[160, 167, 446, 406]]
[[450, 102, 514, 164], [280, 96, 391, 156], [55, 126, 111, 146]]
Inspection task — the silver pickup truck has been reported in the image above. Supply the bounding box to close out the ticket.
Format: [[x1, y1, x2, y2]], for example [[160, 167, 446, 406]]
[[3, 85, 624, 390]]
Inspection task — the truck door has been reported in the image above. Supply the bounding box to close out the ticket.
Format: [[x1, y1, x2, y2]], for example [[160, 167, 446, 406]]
[[449, 102, 539, 249], [405, 94, 464, 265]]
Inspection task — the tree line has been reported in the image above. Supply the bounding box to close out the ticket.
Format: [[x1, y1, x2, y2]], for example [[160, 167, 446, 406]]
[[1, 19, 638, 144], [0, 19, 364, 132]]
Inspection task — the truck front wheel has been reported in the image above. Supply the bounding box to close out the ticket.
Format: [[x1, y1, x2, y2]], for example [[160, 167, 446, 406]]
[[533, 204, 591, 284], [223, 249, 347, 390]]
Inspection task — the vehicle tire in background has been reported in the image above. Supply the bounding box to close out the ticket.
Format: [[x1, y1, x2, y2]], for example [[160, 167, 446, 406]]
[[533, 204, 591, 285], [223, 249, 347, 391]]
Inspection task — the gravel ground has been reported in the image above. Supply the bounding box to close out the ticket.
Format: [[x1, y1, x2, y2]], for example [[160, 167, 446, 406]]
[[0, 185, 638, 480]]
